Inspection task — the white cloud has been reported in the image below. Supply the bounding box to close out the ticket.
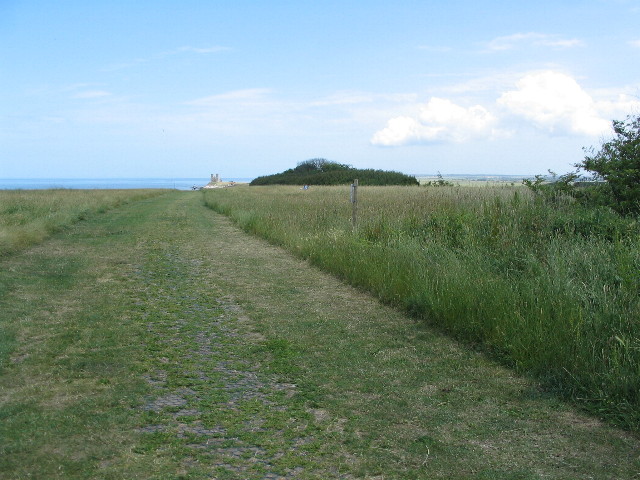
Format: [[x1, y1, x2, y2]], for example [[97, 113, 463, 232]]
[[596, 93, 640, 118], [103, 46, 229, 71], [73, 90, 111, 99], [497, 71, 611, 136], [370, 116, 430, 146], [310, 92, 374, 107], [417, 45, 452, 53], [371, 97, 499, 146], [438, 71, 523, 94], [103, 58, 148, 72], [162, 46, 230, 56], [309, 91, 418, 107], [486, 33, 583, 51], [185, 88, 273, 106], [630, 39, 640, 48]]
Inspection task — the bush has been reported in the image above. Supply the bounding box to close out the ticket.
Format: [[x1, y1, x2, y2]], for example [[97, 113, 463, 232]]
[[523, 114, 640, 216], [422, 172, 454, 187], [580, 114, 640, 215]]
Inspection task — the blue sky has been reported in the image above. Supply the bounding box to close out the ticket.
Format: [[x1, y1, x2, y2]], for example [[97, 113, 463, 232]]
[[1, 0, 639, 179]]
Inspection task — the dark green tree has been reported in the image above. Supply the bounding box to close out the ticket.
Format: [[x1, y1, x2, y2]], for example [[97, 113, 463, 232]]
[[251, 159, 419, 186], [294, 158, 351, 173]]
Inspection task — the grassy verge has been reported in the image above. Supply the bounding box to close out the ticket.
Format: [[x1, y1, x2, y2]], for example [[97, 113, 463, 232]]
[[1, 191, 638, 478], [202, 185, 640, 431], [0, 189, 169, 256]]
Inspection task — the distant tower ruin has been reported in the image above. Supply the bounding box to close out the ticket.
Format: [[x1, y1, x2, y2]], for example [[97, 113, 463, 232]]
[[210, 173, 221, 183]]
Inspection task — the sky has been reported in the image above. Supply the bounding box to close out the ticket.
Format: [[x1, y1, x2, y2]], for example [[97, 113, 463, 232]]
[[1, 0, 640, 179]]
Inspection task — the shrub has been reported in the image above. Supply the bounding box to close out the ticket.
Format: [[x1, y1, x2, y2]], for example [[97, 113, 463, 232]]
[[580, 114, 640, 215], [525, 115, 640, 215]]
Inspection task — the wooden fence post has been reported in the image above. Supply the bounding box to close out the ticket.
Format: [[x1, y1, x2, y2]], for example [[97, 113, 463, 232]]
[[351, 179, 358, 229]]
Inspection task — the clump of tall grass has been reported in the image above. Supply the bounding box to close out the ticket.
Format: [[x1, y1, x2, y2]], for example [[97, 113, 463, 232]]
[[203, 185, 640, 430], [0, 189, 168, 256]]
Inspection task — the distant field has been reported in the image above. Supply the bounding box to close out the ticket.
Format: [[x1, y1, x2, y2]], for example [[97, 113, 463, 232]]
[[0, 189, 169, 256], [416, 174, 530, 186], [203, 184, 640, 430]]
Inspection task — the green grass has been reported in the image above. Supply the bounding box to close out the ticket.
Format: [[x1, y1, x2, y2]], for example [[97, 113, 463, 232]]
[[1, 191, 638, 478], [0, 189, 169, 256], [0, 188, 170, 384], [203, 184, 640, 431]]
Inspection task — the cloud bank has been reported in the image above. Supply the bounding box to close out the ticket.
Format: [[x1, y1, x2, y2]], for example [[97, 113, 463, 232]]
[[371, 98, 499, 146], [371, 71, 637, 147]]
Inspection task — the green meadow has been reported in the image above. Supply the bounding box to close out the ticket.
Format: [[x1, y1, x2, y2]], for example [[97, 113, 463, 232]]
[[1, 189, 638, 478], [0, 189, 168, 256], [203, 184, 640, 431]]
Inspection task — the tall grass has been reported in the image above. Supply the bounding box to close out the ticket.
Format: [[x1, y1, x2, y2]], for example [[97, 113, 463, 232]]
[[203, 185, 640, 430], [0, 189, 168, 256]]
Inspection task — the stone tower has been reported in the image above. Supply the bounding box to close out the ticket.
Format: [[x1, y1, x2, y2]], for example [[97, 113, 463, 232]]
[[210, 174, 221, 183]]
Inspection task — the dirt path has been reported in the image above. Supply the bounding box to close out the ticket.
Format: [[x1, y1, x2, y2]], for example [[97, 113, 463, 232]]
[[1, 192, 638, 479]]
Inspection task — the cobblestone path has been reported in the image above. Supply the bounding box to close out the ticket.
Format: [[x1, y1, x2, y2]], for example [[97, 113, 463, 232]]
[[127, 196, 347, 479]]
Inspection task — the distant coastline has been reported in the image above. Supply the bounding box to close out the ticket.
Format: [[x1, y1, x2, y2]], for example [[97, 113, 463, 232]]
[[0, 178, 254, 190]]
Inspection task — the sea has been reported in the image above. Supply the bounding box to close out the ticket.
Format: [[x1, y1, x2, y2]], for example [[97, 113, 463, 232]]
[[0, 178, 254, 191]]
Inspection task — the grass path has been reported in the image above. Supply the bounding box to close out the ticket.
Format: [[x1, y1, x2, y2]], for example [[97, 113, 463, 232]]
[[0, 192, 638, 479]]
